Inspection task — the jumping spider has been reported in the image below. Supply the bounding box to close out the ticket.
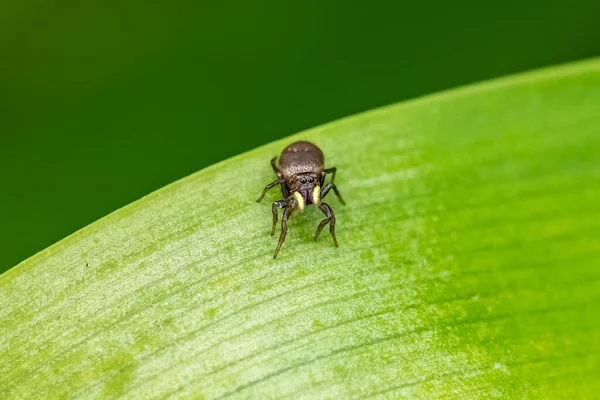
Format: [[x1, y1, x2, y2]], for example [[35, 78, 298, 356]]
[[257, 141, 345, 258]]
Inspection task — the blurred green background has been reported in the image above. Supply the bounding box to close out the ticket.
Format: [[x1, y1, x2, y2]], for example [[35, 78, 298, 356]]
[[1, 1, 599, 273]]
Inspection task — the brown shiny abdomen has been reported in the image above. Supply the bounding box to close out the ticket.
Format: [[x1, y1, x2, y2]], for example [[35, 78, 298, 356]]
[[278, 141, 324, 178]]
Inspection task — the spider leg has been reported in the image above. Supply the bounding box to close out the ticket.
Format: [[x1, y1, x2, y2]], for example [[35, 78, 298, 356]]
[[314, 202, 338, 247], [323, 167, 337, 183], [257, 178, 282, 202], [320, 182, 345, 205], [270, 200, 287, 235], [273, 205, 295, 258]]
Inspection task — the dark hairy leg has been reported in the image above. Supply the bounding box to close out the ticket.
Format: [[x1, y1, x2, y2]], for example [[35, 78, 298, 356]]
[[270, 200, 287, 236], [320, 182, 345, 205], [314, 202, 338, 247], [323, 167, 337, 183], [256, 178, 281, 202], [274, 205, 295, 258], [270, 157, 279, 174]]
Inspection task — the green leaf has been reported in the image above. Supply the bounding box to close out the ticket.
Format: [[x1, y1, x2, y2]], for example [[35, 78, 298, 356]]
[[2, 59, 600, 399]]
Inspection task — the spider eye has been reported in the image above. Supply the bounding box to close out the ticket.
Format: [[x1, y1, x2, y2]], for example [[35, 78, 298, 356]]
[[300, 177, 307, 184], [308, 177, 314, 183]]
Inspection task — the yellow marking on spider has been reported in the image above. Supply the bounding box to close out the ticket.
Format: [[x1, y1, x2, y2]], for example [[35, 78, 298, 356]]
[[294, 192, 305, 212], [313, 185, 321, 205]]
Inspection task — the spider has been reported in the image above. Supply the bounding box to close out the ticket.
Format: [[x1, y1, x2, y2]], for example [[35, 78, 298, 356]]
[[256, 141, 345, 258]]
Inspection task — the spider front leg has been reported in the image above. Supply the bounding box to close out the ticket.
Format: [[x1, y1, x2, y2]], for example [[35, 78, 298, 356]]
[[321, 182, 345, 205], [273, 205, 295, 259], [314, 202, 338, 247], [257, 179, 282, 202], [321, 167, 345, 205], [323, 167, 337, 183], [270, 156, 280, 174], [270, 200, 288, 236]]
